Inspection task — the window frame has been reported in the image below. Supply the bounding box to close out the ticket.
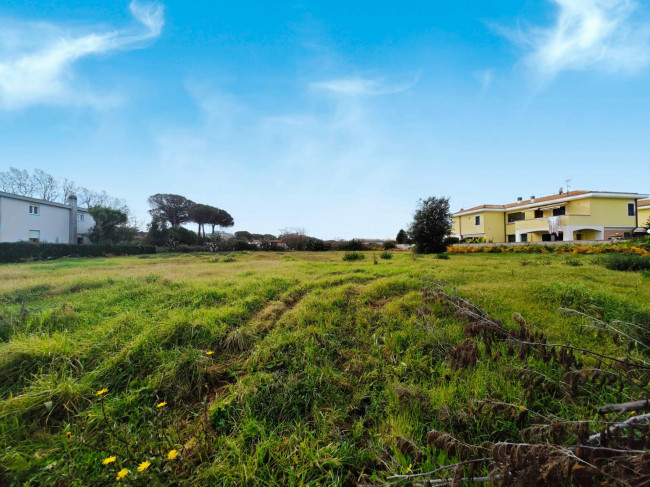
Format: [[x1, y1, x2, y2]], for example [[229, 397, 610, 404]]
[[29, 230, 40, 242], [78, 213, 85, 222], [552, 206, 566, 216], [627, 203, 635, 217], [474, 215, 481, 226], [29, 205, 40, 215], [534, 209, 544, 219]]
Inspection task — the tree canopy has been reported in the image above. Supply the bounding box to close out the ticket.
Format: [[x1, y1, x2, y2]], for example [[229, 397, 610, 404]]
[[396, 229, 408, 244], [87, 207, 130, 244], [408, 196, 452, 253], [148, 194, 195, 227]]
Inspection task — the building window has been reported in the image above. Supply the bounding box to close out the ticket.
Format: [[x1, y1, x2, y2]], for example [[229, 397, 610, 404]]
[[29, 205, 40, 215], [520, 234, 528, 242], [628, 203, 635, 217], [78, 213, 85, 222], [507, 212, 525, 223], [552, 206, 566, 216], [29, 230, 40, 242], [534, 209, 543, 219], [507, 235, 516, 243], [475, 215, 481, 225]]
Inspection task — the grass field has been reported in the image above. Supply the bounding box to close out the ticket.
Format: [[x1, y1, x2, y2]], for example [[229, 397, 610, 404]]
[[1, 251, 649, 485]]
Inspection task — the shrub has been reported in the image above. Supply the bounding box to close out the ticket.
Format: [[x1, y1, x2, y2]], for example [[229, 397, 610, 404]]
[[564, 257, 583, 267], [340, 239, 364, 251], [0, 242, 155, 263], [379, 251, 393, 260], [342, 251, 365, 261], [168, 226, 200, 246], [435, 253, 449, 260], [382, 241, 397, 250], [443, 236, 460, 246], [600, 253, 650, 272]]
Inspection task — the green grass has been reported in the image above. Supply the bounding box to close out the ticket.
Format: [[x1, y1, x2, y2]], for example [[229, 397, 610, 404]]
[[0, 251, 648, 485]]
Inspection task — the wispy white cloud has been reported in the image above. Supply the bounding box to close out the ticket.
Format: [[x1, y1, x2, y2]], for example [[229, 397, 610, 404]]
[[473, 69, 494, 90], [0, 1, 164, 110], [309, 75, 418, 96], [502, 0, 650, 82]]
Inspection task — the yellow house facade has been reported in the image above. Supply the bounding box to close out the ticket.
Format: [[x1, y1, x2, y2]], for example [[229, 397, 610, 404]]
[[451, 191, 649, 243], [639, 200, 650, 229]]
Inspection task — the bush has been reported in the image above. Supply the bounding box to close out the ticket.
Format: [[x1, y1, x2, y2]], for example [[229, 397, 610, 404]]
[[338, 239, 365, 251], [342, 251, 365, 261], [435, 253, 449, 260], [304, 237, 330, 251], [600, 253, 650, 272], [379, 250, 393, 260], [0, 242, 155, 263], [168, 226, 200, 246], [564, 257, 583, 267], [383, 241, 397, 250], [443, 236, 460, 246]]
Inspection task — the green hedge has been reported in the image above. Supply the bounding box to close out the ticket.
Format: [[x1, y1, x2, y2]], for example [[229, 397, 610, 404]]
[[0, 242, 156, 263]]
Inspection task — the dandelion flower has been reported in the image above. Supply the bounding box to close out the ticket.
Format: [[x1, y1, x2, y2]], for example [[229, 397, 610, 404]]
[[137, 461, 151, 472], [116, 468, 129, 480], [206, 351, 214, 355], [102, 456, 117, 465], [156, 401, 167, 408], [96, 388, 108, 396], [66, 431, 71, 437], [167, 449, 178, 460]]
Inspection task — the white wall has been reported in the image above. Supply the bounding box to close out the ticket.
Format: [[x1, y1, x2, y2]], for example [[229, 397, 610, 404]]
[[0, 196, 95, 243]]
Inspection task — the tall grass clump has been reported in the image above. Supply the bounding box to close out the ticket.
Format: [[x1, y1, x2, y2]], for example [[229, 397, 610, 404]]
[[379, 251, 393, 260], [600, 253, 650, 272], [342, 251, 365, 261]]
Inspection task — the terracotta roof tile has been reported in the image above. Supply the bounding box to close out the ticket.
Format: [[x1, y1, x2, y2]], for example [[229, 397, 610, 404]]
[[504, 190, 588, 208], [639, 199, 650, 208]]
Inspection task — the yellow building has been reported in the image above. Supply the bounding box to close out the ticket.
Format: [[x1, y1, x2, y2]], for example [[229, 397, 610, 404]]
[[451, 191, 649, 243], [639, 200, 650, 230]]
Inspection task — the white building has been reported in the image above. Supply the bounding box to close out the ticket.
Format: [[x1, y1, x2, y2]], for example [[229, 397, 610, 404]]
[[0, 192, 95, 244]]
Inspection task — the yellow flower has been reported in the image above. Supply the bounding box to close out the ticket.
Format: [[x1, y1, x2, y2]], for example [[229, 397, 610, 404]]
[[630, 411, 637, 415], [96, 388, 108, 396], [156, 401, 167, 408], [206, 351, 214, 355], [116, 468, 129, 480], [66, 431, 71, 437], [102, 456, 117, 465], [167, 449, 178, 460], [137, 461, 151, 472]]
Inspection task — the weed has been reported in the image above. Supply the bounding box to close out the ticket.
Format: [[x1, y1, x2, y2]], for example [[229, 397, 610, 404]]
[[435, 253, 449, 260], [380, 251, 393, 260], [564, 257, 583, 267], [342, 251, 365, 261]]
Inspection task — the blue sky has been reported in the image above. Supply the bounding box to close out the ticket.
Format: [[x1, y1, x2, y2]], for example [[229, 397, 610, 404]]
[[1, 0, 649, 239]]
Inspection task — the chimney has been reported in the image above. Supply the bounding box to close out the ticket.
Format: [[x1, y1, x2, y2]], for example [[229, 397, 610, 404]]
[[68, 195, 78, 244], [517, 197, 523, 202], [531, 195, 536, 202]]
